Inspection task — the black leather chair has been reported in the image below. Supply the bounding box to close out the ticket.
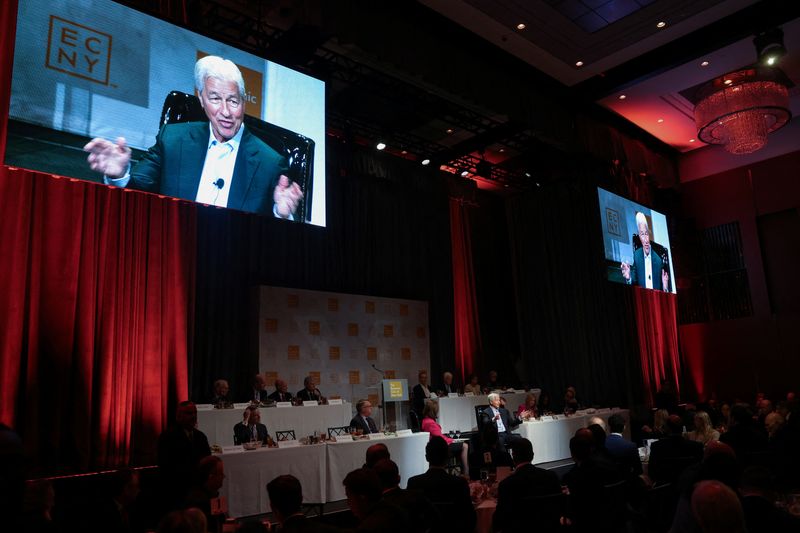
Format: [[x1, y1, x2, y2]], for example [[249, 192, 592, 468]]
[[327, 426, 351, 438], [276, 430, 296, 441], [159, 90, 316, 222], [475, 404, 489, 429]]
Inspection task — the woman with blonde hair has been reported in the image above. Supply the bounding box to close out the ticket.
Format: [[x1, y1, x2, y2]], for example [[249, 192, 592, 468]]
[[686, 411, 719, 445]]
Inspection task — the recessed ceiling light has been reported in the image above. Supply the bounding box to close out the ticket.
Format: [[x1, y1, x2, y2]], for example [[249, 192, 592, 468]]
[[689, 139, 696, 143], [401, 150, 408, 155], [618, 94, 627, 100], [575, 60, 584, 67], [499, 148, 505, 153], [656, 21, 666, 28], [376, 142, 386, 150], [516, 23, 526, 30], [767, 56, 776, 66], [724, 79, 733, 85], [701, 61, 710, 67], [657, 118, 664, 123], [460, 170, 469, 177], [446, 128, 454, 134], [524, 172, 532, 178], [421, 159, 431, 166]]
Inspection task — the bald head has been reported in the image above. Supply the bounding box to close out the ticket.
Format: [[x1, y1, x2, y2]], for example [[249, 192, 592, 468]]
[[691, 480, 746, 533]]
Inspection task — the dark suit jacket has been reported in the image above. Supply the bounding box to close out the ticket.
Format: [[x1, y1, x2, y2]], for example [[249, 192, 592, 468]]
[[493, 463, 562, 532], [357, 500, 410, 533], [156, 426, 211, 504], [296, 388, 323, 402], [411, 384, 432, 415], [647, 436, 703, 485], [407, 468, 476, 532], [244, 388, 270, 403], [233, 422, 269, 445], [129, 122, 288, 216], [479, 407, 520, 436], [436, 382, 459, 396], [350, 415, 379, 434], [268, 390, 294, 403], [630, 246, 665, 290], [381, 487, 440, 533], [605, 433, 643, 475]]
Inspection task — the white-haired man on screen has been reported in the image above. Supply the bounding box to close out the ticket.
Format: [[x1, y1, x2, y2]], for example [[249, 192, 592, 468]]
[[621, 211, 669, 290], [84, 55, 303, 218]]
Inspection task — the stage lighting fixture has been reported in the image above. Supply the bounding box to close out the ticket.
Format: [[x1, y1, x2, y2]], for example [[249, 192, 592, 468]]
[[754, 28, 786, 66], [376, 142, 386, 150], [421, 159, 431, 166]]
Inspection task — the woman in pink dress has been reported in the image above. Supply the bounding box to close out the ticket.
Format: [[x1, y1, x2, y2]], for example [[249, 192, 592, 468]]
[[421, 400, 469, 477]]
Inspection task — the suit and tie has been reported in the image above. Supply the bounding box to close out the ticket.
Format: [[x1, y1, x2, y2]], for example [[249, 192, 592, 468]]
[[629, 246, 665, 290], [406, 468, 476, 532], [233, 422, 270, 445], [605, 433, 643, 476], [350, 414, 379, 434], [479, 406, 520, 451], [128, 122, 287, 216], [268, 390, 293, 403], [493, 463, 562, 532]]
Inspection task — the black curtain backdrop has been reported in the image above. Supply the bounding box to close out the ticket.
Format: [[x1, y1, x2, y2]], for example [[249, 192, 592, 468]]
[[506, 165, 644, 410], [189, 143, 456, 402]]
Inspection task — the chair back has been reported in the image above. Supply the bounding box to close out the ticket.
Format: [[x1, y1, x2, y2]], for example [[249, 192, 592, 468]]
[[408, 410, 421, 432], [159, 90, 316, 222], [327, 426, 350, 438], [276, 430, 296, 441], [475, 404, 489, 429]]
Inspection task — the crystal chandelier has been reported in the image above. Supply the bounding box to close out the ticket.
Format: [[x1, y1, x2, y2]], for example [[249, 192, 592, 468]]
[[694, 68, 791, 155]]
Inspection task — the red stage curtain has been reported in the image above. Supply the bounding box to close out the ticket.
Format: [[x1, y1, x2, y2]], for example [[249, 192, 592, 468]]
[[633, 287, 680, 406], [0, 168, 195, 473], [449, 198, 481, 384]]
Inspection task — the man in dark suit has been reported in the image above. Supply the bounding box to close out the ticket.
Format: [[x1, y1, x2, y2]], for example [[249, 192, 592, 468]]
[[247, 373, 271, 404], [297, 376, 325, 403], [479, 393, 521, 452], [343, 468, 410, 533], [268, 378, 294, 403], [407, 437, 476, 532], [605, 413, 643, 476], [84, 55, 303, 218], [493, 438, 562, 532], [374, 459, 439, 533], [411, 370, 432, 416], [233, 406, 271, 445], [267, 474, 342, 533], [350, 399, 379, 434], [648, 415, 703, 485], [436, 371, 459, 396], [157, 401, 211, 510], [621, 211, 669, 291]]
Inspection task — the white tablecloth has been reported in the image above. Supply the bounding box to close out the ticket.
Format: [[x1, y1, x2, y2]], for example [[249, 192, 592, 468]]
[[514, 408, 630, 464], [437, 391, 533, 433], [325, 432, 430, 502], [197, 403, 353, 446], [219, 443, 327, 518]]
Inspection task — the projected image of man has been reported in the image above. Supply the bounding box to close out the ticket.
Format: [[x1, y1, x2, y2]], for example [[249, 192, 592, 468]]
[[84, 55, 303, 218], [621, 212, 669, 291]]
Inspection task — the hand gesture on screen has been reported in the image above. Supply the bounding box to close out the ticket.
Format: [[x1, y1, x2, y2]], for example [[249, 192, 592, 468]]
[[662, 269, 669, 291], [620, 262, 631, 281], [273, 175, 304, 219], [83, 137, 132, 179]]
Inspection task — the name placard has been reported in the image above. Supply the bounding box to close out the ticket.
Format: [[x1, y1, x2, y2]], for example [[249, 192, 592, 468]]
[[464, 392, 474, 397], [234, 403, 251, 409], [328, 399, 343, 405], [396, 429, 413, 436], [303, 400, 319, 407], [196, 404, 213, 410], [448, 393, 459, 398], [276, 402, 292, 408], [277, 440, 300, 448]]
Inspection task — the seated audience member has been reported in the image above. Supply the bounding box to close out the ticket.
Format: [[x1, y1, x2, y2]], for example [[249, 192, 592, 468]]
[[562, 436, 618, 532], [374, 459, 439, 533], [718, 402, 732, 432], [90, 468, 141, 533], [436, 371, 458, 396], [156, 508, 206, 533], [648, 415, 703, 485], [420, 400, 469, 477], [587, 416, 608, 433], [605, 413, 643, 476], [479, 393, 521, 452], [756, 398, 774, 427], [268, 379, 293, 403], [691, 480, 747, 533], [719, 404, 768, 459], [209, 379, 232, 407], [765, 412, 786, 443], [411, 371, 432, 415], [364, 443, 390, 469], [350, 399, 379, 435], [538, 391, 553, 414], [184, 456, 226, 531], [407, 437, 476, 532], [463, 373, 482, 395], [157, 401, 211, 509], [23, 479, 57, 533], [563, 386, 580, 414], [233, 405, 271, 445], [342, 468, 409, 533], [687, 411, 720, 446], [247, 374, 270, 404], [739, 466, 800, 533], [469, 423, 514, 480], [516, 392, 539, 420], [492, 438, 561, 532], [267, 474, 342, 533], [296, 376, 325, 403], [641, 408, 670, 441], [484, 369, 502, 392]]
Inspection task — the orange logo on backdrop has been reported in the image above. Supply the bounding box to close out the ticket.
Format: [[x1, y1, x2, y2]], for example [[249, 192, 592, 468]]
[[46, 15, 112, 85], [265, 371, 279, 384], [309, 321, 320, 335], [264, 318, 278, 332], [416, 326, 426, 338], [399, 304, 409, 316], [384, 325, 394, 337], [349, 370, 360, 385], [367, 347, 378, 360], [385, 370, 396, 379], [287, 294, 299, 308], [328, 298, 339, 312], [401, 348, 411, 360], [365, 301, 375, 314], [347, 323, 359, 336], [288, 345, 300, 360], [197, 51, 263, 120], [309, 371, 321, 385], [329, 346, 341, 360]]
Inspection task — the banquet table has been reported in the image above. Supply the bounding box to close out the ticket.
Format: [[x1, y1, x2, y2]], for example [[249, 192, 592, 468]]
[[514, 408, 630, 464], [197, 402, 353, 447], [219, 443, 327, 517], [437, 390, 536, 433]]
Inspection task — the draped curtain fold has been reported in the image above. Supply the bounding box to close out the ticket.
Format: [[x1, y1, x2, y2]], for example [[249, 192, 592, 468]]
[[449, 198, 482, 385], [0, 168, 195, 474], [633, 288, 681, 406]]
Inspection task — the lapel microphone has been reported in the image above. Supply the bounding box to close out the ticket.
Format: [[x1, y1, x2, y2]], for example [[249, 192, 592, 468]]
[[213, 178, 225, 189]]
